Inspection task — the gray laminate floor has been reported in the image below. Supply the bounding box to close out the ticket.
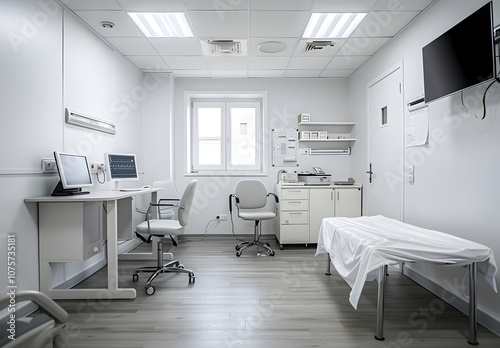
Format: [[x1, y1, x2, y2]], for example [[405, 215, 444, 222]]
[[55, 236, 500, 348]]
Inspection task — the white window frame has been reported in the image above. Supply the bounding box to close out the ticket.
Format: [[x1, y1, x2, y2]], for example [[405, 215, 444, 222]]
[[185, 92, 268, 176]]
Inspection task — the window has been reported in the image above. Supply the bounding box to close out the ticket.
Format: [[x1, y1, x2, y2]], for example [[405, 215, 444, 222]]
[[189, 97, 264, 174]]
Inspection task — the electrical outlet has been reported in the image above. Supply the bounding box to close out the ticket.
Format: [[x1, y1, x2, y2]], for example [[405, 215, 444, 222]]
[[41, 159, 57, 173], [89, 162, 105, 174], [216, 214, 227, 221]]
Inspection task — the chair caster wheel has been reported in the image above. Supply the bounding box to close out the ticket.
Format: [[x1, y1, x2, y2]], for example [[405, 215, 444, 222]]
[[132, 274, 138, 282], [189, 273, 195, 284], [236, 251, 242, 257], [145, 286, 155, 295], [280, 245, 284, 250], [178, 264, 185, 269], [269, 250, 275, 256]]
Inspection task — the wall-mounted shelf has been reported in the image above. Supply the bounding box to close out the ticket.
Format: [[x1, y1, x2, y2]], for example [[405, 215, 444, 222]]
[[297, 121, 356, 155]]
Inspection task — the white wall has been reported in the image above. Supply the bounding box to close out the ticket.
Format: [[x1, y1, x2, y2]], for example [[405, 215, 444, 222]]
[[170, 78, 352, 237], [0, 0, 146, 292], [349, 0, 500, 333]]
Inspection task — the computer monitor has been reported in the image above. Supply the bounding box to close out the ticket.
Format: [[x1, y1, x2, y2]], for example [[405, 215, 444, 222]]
[[104, 153, 139, 182], [52, 151, 93, 196]]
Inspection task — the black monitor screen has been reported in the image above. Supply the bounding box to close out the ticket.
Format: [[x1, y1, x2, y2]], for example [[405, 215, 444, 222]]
[[106, 153, 138, 181], [422, 2, 495, 103]]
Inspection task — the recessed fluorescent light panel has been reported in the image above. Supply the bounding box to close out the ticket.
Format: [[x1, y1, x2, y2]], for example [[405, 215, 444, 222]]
[[128, 12, 193, 37], [303, 13, 367, 39]]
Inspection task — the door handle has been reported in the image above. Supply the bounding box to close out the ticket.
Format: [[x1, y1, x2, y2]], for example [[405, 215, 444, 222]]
[[366, 163, 373, 183]]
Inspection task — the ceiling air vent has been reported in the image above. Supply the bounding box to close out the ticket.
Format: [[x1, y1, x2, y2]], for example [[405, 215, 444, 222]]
[[303, 41, 335, 53], [201, 39, 248, 56]]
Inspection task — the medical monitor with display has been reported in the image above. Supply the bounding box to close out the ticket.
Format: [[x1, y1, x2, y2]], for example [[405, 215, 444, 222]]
[[52, 151, 93, 196], [422, 2, 495, 103], [105, 153, 139, 182]]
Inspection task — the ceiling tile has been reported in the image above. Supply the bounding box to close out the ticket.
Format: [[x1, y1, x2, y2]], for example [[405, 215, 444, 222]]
[[205, 56, 248, 70], [184, 0, 249, 11], [338, 37, 391, 56], [210, 70, 248, 77], [320, 70, 355, 78], [127, 56, 171, 71], [64, 0, 121, 11], [312, 0, 378, 12], [188, 11, 248, 38], [149, 38, 203, 56], [74, 10, 143, 38], [288, 57, 331, 70], [106, 38, 157, 55], [248, 70, 285, 77], [250, 0, 314, 11], [163, 56, 208, 70], [250, 11, 310, 38], [173, 70, 211, 78], [352, 11, 419, 37], [249, 57, 290, 70], [117, 0, 186, 12], [373, 0, 435, 11], [327, 56, 370, 70], [284, 70, 322, 78]]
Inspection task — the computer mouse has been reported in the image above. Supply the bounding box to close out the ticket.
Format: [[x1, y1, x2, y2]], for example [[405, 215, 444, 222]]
[[142, 185, 152, 190]]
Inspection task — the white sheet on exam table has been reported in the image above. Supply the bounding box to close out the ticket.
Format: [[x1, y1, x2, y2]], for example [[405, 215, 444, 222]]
[[316, 215, 498, 309]]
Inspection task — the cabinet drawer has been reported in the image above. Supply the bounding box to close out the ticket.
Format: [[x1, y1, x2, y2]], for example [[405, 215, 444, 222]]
[[281, 211, 309, 224], [279, 225, 309, 243], [281, 188, 308, 200], [281, 199, 309, 211]]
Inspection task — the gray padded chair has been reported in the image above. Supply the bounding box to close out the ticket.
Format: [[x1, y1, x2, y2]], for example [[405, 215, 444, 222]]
[[0, 291, 68, 348], [133, 180, 197, 295], [229, 179, 279, 257]]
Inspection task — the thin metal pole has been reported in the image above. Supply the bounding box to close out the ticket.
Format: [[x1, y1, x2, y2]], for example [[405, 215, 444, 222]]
[[468, 262, 478, 346], [375, 265, 387, 341], [325, 253, 331, 275]]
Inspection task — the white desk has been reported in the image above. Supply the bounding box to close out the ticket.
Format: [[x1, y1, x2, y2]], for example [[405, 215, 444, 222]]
[[25, 189, 160, 300]]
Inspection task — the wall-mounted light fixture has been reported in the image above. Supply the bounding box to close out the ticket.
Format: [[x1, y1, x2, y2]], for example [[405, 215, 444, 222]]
[[65, 108, 116, 135]]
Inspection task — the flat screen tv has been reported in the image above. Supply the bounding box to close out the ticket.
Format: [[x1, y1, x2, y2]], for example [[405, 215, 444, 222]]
[[104, 153, 139, 182], [422, 2, 496, 103], [52, 151, 93, 196]]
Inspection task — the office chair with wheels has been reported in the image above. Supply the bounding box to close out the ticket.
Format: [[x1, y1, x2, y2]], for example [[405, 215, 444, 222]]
[[229, 179, 279, 257], [133, 180, 197, 295], [135, 180, 180, 243], [0, 291, 68, 348]]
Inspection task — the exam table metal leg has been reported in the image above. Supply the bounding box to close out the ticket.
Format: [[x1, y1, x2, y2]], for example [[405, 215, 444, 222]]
[[468, 262, 478, 346], [325, 253, 332, 275], [375, 265, 388, 341]]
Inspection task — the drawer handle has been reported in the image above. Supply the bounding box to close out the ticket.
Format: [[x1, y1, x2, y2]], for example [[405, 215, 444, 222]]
[[289, 201, 302, 205], [288, 212, 302, 216]]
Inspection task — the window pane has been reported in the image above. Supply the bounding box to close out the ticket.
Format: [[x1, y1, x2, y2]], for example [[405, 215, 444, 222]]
[[230, 108, 256, 166], [198, 107, 221, 165]]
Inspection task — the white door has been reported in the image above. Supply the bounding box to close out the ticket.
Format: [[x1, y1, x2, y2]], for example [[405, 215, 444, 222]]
[[367, 64, 404, 219]]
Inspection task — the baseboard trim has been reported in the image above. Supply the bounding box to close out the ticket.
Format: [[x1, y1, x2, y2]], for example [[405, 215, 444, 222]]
[[402, 265, 500, 337]]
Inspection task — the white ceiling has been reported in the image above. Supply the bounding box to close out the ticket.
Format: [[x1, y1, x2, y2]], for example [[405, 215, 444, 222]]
[[59, 0, 436, 78]]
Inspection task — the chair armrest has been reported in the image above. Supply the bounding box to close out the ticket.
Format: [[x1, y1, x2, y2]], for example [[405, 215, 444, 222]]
[[268, 192, 279, 203], [0, 291, 68, 324]]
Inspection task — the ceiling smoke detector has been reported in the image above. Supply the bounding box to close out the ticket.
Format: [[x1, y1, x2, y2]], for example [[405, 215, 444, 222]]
[[100, 21, 115, 29], [200, 39, 248, 56]]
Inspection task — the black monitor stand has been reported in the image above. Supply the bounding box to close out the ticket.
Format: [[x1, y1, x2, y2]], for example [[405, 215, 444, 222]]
[[51, 181, 90, 196]]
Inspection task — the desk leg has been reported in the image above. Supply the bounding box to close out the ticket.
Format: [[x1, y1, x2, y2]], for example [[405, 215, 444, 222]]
[[375, 265, 387, 341], [468, 262, 478, 346], [105, 200, 136, 299]]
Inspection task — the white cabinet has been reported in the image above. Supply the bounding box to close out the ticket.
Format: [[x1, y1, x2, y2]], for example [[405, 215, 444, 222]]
[[275, 183, 362, 248]]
